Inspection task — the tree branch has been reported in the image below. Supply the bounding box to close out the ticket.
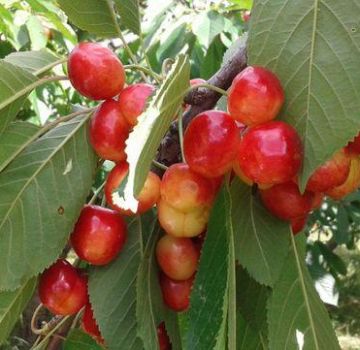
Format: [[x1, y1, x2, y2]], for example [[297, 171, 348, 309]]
[[156, 41, 247, 170]]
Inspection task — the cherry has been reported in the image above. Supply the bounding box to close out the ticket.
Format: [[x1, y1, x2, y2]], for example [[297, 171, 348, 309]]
[[183, 110, 241, 178], [326, 155, 360, 200], [157, 322, 172, 350], [89, 99, 131, 162], [242, 11, 251, 22], [39, 259, 87, 315], [159, 273, 194, 312], [306, 149, 351, 192], [105, 162, 161, 215], [291, 216, 308, 235], [71, 205, 127, 265], [156, 235, 199, 281], [235, 121, 303, 186], [311, 192, 324, 210], [82, 303, 104, 344], [227, 66, 284, 126], [118, 83, 155, 126], [183, 78, 206, 110], [260, 182, 314, 221], [233, 162, 272, 190], [68, 42, 125, 100], [346, 132, 360, 154]]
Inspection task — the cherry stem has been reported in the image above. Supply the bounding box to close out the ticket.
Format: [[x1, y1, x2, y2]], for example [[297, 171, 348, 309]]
[[30, 303, 62, 336], [177, 108, 186, 162], [152, 160, 169, 171], [88, 180, 106, 205], [187, 83, 228, 97], [124, 64, 162, 83]]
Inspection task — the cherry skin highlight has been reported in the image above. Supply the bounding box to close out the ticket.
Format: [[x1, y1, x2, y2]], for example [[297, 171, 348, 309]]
[[156, 235, 199, 281], [105, 162, 161, 215], [39, 259, 88, 316], [159, 273, 194, 312], [183, 110, 240, 178], [89, 99, 131, 162], [82, 303, 104, 344], [227, 66, 284, 126], [68, 42, 125, 100], [157, 322, 172, 350], [306, 149, 351, 192], [235, 121, 303, 186], [118, 83, 155, 126], [71, 205, 127, 265], [260, 182, 314, 221], [346, 132, 360, 154]]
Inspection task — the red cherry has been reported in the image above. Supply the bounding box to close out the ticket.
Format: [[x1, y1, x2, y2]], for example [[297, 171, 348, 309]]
[[235, 121, 303, 186], [68, 42, 125, 100], [159, 273, 194, 312], [71, 205, 127, 265], [39, 259, 87, 315], [157, 322, 172, 350], [118, 83, 155, 126], [184, 110, 241, 178], [346, 132, 360, 154], [242, 11, 251, 22], [156, 235, 199, 281], [105, 162, 161, 215], [190, 78, 206, 86], [227, 66, 284, 126], [82, 303, 104, 344], [306, 149, 351, 192], [260, 182, 314, 221], [192, 231, 206, 252], [89, 99, 131, 162], [290, 216, 308, 235], [311, 192, 324, 210]]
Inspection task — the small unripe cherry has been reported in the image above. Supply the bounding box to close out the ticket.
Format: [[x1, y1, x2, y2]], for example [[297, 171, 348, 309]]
[[105, 162, 161, 215], [89, 99, 131, 162], [235, 121, 303, 186], [227, 66, 284, 126], [82, 303, 104, 345], [346, 132, 360, 154], [68, 42, 125, 100], [183, 110, 241, 178], [157, 322, 172, 350], [71, 205, 127, 265], [39, 259, 88, 316], [118, 83, 155, 126], [260, 182, 314, 221], [156, 235, 199, 281], [306, 149, 351, 192], [157, 199, 210, 238], [159, 273, 194, 312], [291, 216, 308, 235], [326, 155, 360, 200]]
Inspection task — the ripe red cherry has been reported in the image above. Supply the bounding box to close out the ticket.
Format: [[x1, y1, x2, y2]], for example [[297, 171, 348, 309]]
[[242, 11, 251, 22], [105, 162, 161, 215], [260, 182, 314, 221], [184, 110, 241, 178], [157, 322, 172, 350], [156, 235, 199, 281], [82, 303, 104, 344], [235, 121, 303, 186], [68, 42, 125, 100], [159, 273, 194, 312], [311, 192, 324, 210], [346, 132, 360, 154], [306, 149, 351, 192], [227, 66, 284, 126], [89, 99, 131, 162], [118, 84, 155, 126], [71, 205, 127, 265], [291, 216, 308, 235], [39, 259, 87, 315]]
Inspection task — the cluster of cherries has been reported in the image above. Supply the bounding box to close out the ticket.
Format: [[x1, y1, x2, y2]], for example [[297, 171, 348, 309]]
[[37, 42, 360, 349]]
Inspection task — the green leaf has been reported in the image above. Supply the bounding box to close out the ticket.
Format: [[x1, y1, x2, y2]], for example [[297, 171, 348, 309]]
[[117, 54, 190, 212], [114, 0, 141, 35], [0, 122, 40, 173], [316, 242, 347, 276], [237, 313, 265, 350], [4, 50, 61, 76], [229, 0, 253, 10], [268, 235, 340, 350], [88, 215, 153, 350], [57, 0, 118, 38], [0, 278, 37, 344], [0, 61, 38, 134], [333, 205, 350, 244], [186, 187, 231, 350], [63, 329, 103, 350], [248, 0, 360, 189], [231, 180, 290, 286], [26, 15, 47, 51], [0, 115, 97, 290]]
